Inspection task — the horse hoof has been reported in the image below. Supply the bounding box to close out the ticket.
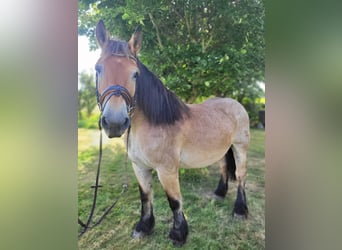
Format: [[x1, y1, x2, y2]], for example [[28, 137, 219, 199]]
[[169, 229, 187, 247], [132, 230, 145, 239], [171, 239, 185, 247], [169, 235, 186, 247], [213, 194, 225, 201], [233, 212, 248, 220]]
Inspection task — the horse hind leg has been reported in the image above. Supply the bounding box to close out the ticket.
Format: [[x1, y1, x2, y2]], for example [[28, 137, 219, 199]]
[[214, 147, 236, 200], [231, 143, 249, 219]]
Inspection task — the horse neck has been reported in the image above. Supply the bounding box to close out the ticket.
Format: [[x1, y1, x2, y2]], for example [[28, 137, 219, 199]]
[[130, 106, 147, 132]]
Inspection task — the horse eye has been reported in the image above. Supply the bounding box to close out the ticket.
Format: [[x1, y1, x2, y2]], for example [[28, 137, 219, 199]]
[[133, 71, 139, 79]]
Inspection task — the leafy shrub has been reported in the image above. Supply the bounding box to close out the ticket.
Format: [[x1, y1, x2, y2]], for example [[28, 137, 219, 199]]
[[78, 111, 99, 129], [78, 119, 87, 128]]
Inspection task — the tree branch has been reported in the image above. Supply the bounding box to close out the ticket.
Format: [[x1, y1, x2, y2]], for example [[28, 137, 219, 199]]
[[148, 12, 163, 49]]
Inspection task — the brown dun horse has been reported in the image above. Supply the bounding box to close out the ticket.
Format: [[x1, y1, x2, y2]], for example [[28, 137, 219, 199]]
[[94, 20, 250, 246]]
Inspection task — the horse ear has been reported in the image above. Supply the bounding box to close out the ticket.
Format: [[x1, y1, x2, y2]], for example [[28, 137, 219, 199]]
[[128, 26, 142, 55], [96, 20, 109, 49]]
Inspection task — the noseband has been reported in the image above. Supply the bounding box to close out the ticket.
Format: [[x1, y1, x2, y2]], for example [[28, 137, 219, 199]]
[[96, 85, 135, 115], [95, 52, 137, 115]]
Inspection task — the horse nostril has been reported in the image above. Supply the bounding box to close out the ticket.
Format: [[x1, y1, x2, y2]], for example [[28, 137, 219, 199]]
[[123, 117, 130, 128], [101, 116, 108, 127]]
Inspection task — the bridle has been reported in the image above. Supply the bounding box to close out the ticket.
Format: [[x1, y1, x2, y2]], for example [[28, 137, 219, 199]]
[[95, 54, 137, 116], [96, 84, 136, 115]]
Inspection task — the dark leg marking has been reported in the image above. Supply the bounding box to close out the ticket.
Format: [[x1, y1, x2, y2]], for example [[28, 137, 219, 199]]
[[214, 176, 228, 199], [214, 147, 236, 199], [166, 194, 188, 246], [133, 186, 155, 237], [233, 184, 248, 219]]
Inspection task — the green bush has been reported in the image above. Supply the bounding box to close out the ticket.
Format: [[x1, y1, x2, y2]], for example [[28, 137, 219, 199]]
[[86, 114, 99, 129], [78, 111, 99, 129], [78, 119, 87, 128]]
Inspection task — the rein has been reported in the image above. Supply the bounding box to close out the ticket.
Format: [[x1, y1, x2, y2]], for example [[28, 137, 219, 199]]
[[78, 118, 131, 238], [79, 53, 136, 237]]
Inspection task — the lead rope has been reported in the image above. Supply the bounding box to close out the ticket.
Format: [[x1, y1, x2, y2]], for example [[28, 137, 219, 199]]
[[78, 118, 130, 238]]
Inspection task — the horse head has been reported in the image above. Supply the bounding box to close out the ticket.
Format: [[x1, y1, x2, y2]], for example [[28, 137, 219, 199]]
[[95, 20, 142, 138]]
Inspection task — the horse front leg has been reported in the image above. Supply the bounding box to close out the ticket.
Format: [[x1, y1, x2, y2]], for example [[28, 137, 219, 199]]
[[157, 168, 188, 246], [132, 163, 155, 238]]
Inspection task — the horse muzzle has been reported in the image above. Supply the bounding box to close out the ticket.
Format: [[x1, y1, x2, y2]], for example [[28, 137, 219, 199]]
[[101, 114, 130, 138]]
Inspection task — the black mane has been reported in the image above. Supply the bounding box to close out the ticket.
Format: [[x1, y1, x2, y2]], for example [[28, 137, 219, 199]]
[[136, 60, 190, 125], [106, 39, 189, 125]]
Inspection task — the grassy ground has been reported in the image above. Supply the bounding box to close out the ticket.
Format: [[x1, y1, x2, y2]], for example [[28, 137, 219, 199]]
[[78, 128, 265, 249]]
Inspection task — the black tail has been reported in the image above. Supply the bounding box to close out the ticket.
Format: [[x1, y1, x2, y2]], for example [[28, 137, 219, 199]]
[[226, 147, 236, 181]]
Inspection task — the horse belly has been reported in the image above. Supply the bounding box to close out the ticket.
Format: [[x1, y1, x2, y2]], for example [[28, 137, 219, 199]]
[[179, 100, 238, 168], [180, 140, 230, 168]]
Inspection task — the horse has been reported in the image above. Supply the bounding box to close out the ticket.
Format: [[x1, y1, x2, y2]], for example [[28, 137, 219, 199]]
[[94, 20, 250, 246]]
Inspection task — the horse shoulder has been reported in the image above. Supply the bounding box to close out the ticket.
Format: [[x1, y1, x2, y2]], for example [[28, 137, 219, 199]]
[[129, 122, 183, 169]]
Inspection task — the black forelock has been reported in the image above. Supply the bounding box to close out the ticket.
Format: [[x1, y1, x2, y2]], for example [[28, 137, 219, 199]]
[[105, 39, 132, 57]]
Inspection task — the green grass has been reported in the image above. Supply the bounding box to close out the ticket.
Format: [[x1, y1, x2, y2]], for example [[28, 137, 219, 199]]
[[78, 129, 265, 249]]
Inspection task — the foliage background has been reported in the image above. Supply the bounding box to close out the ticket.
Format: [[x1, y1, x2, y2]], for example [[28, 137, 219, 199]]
[[78, 0, 265, 127]]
